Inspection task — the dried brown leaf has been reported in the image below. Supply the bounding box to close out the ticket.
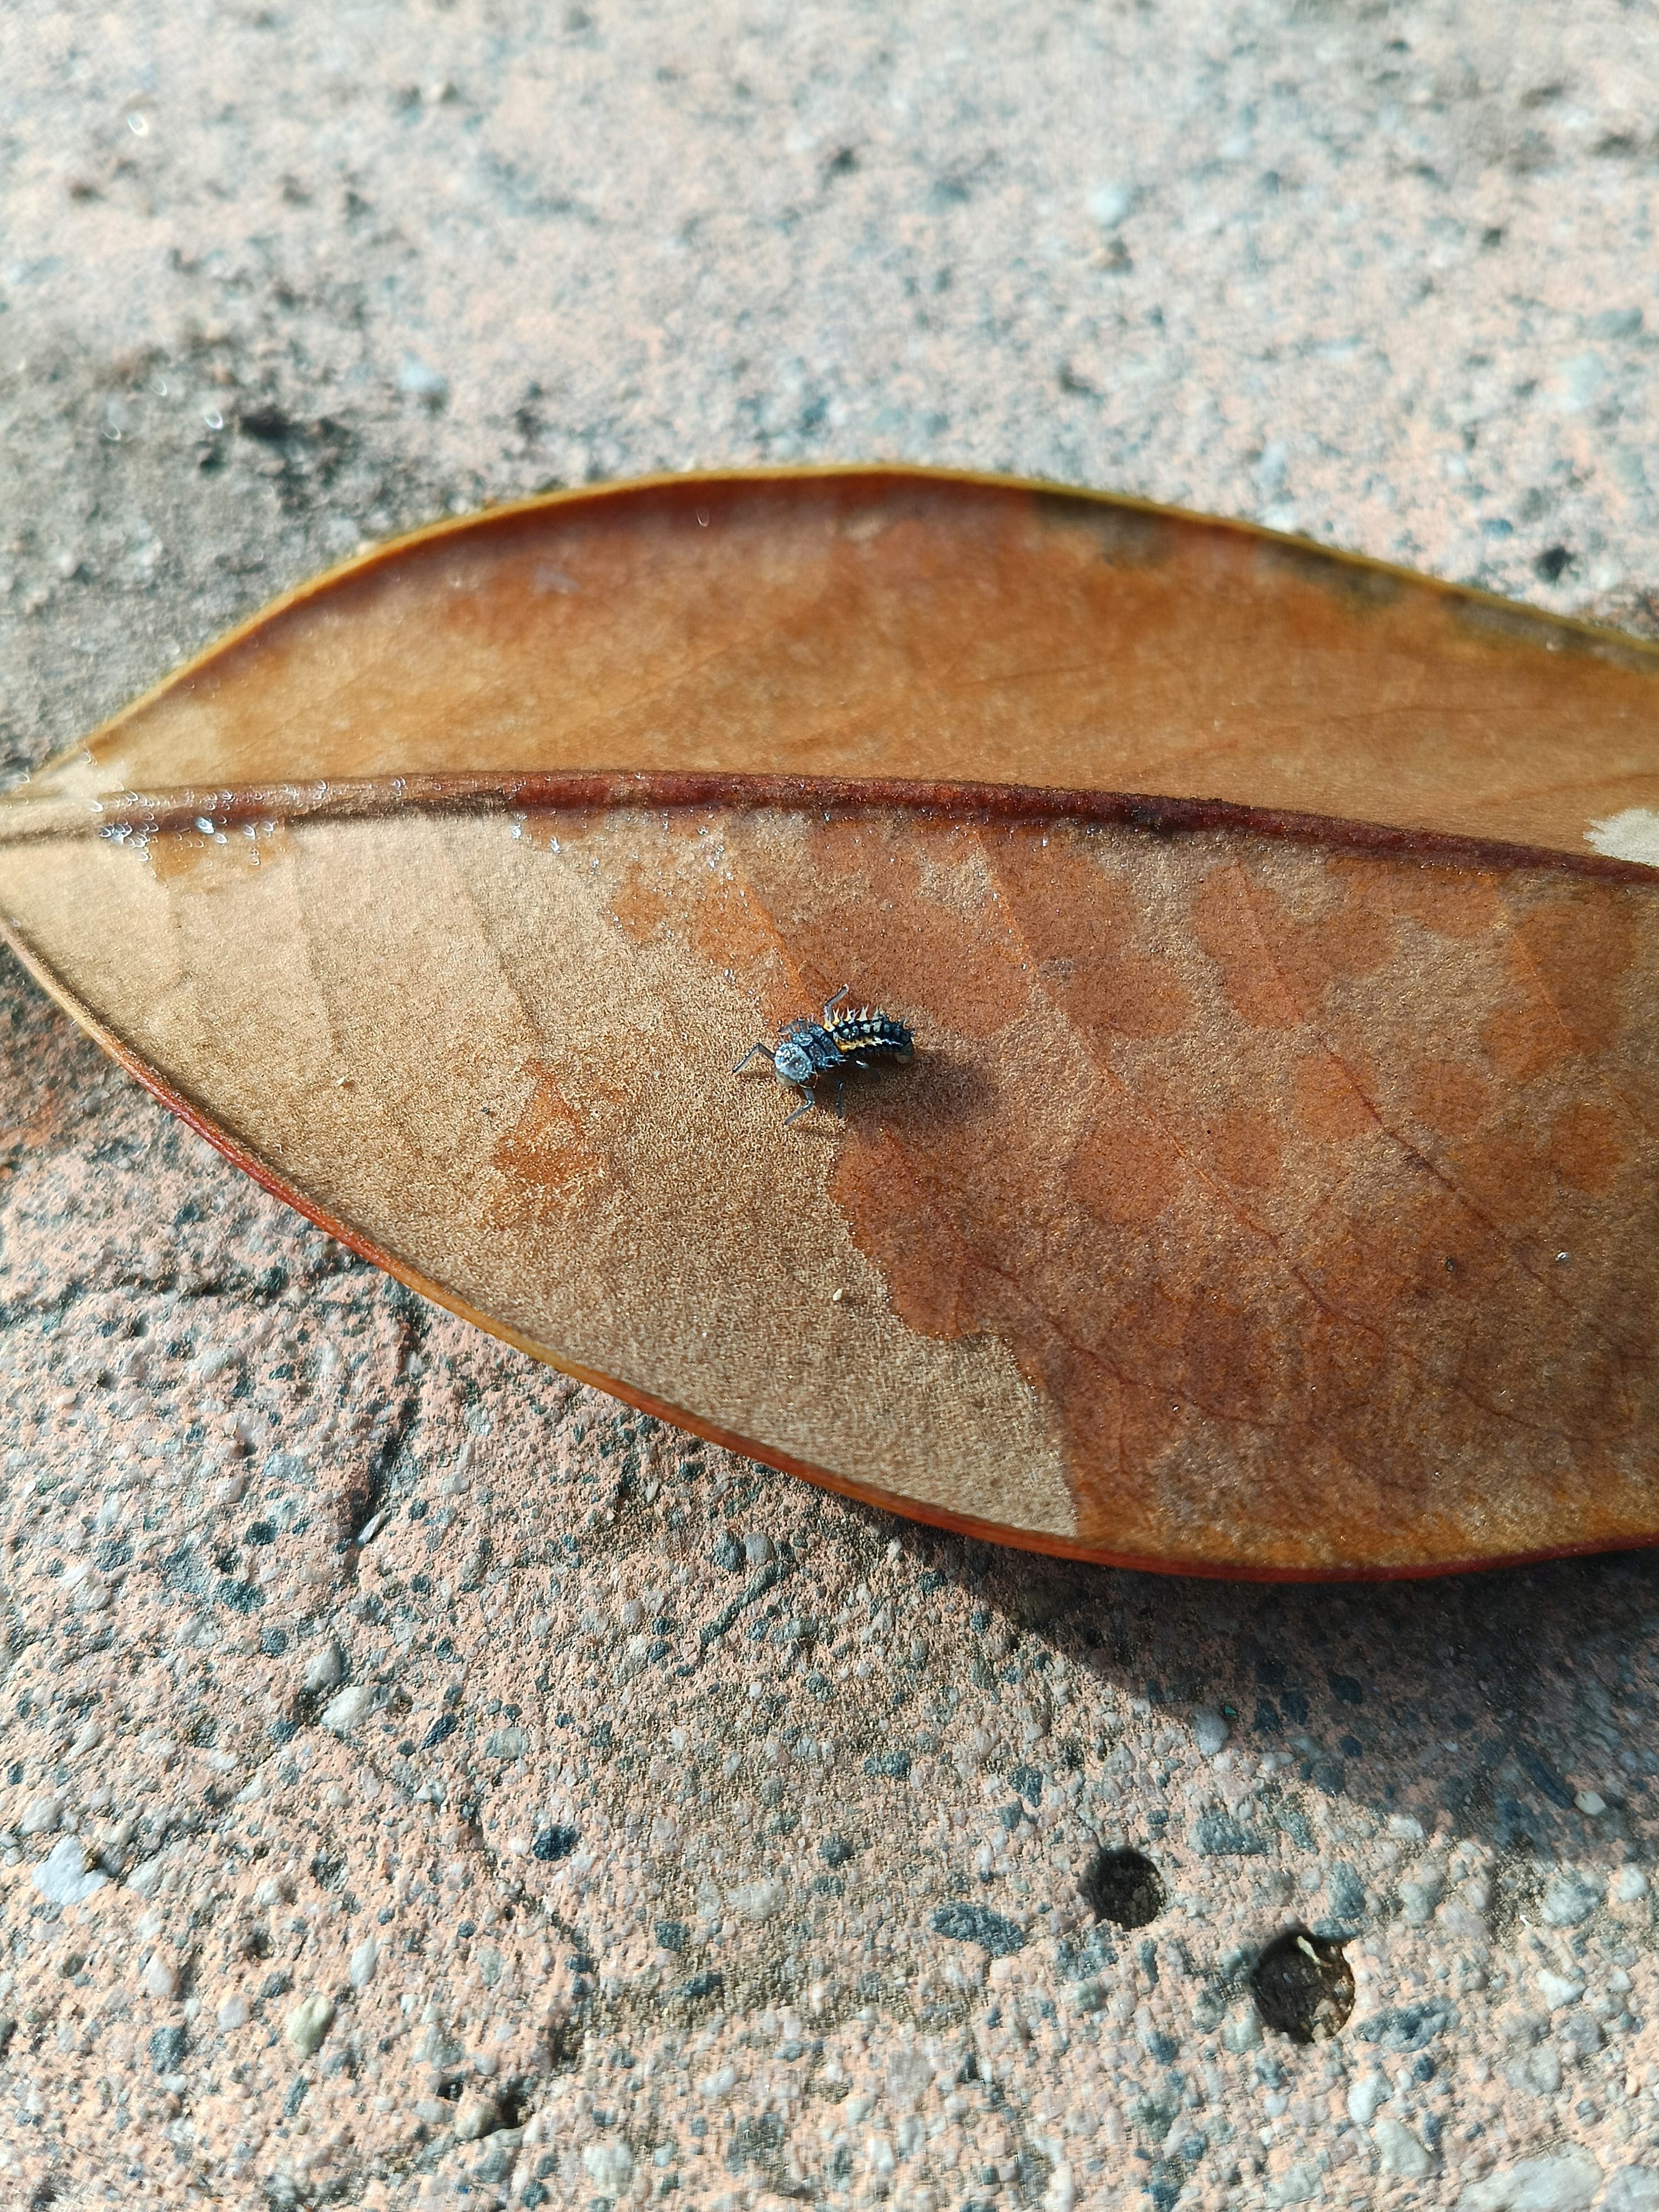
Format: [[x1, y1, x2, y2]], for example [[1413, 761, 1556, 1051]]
[[4, 469, 1658, 1576]]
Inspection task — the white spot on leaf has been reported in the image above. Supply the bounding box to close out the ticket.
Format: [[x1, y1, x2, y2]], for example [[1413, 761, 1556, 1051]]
[[1587, 808, 1659, 867]]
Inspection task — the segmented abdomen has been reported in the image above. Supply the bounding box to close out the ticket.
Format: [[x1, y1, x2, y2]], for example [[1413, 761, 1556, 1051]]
[[828, 1009, 914, 1062]]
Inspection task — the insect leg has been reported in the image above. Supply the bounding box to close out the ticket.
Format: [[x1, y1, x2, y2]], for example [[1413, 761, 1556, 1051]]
[[732, 1042, 777, 1075], [834, 1075, 846, 1118], [822, 984, 849, 1022], [783, 1085, 817, 1127]]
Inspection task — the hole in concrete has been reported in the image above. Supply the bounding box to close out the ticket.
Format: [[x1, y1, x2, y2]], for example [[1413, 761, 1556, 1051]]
[[1250, 1928, 1354, 2044], [496, 2076, 534, 2128], [1079, 1846, 1166, 1929]]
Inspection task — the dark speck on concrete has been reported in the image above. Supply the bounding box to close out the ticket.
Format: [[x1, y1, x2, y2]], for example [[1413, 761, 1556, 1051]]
[[1357, 1999, 1457, 2053], [1320, 1862, 1367, 1936], [1192, 1813, 1267, 1856], [864, 1750, 911, 1779], [930, 1903, 1027, 1957], [1518, 1746, 1577, 1811]]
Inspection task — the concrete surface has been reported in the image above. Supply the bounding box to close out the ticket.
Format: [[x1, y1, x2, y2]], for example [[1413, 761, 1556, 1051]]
[[4, 3, 1659, 2207]]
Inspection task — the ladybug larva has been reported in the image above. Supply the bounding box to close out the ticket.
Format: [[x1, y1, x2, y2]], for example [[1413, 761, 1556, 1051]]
[[733, 987, 915, 1127]]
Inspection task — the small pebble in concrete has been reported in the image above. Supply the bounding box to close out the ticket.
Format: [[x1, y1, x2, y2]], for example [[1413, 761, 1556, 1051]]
[[304, 1643, 345, 1694], [1190, 1704, 1229, 1755], [18, 1794, 62, 1837], [1087, 180, 1132, 228], [864, 1749, 911, 1778], [285, 1992, 335, 2059], [1323, 1861, 1366, 1932], [1456, 2149, 1603, 2211], [1374, 2112, 1437, 2179], [1541, 1869, 1602, 1927], [1357, 1998, 1454, 2053], [322, 1682, 372, 1734], [149, 2025, 186, 2075], [1536, 1967, 1584, 2011], [453, 2092, 500, 2141], [31, 1836, 106, 1907], [726, 1876, 786, 1923], [140, 1953, 179, 2000], [583, 2141, 634, 2192], [929, 1902, 1027, 1957], [397, 353, 449, 403], [1347, 2071, 1389, 2125], [1602, 2170, 1659, 2212], [1193, 1810, 1266, 1856]]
